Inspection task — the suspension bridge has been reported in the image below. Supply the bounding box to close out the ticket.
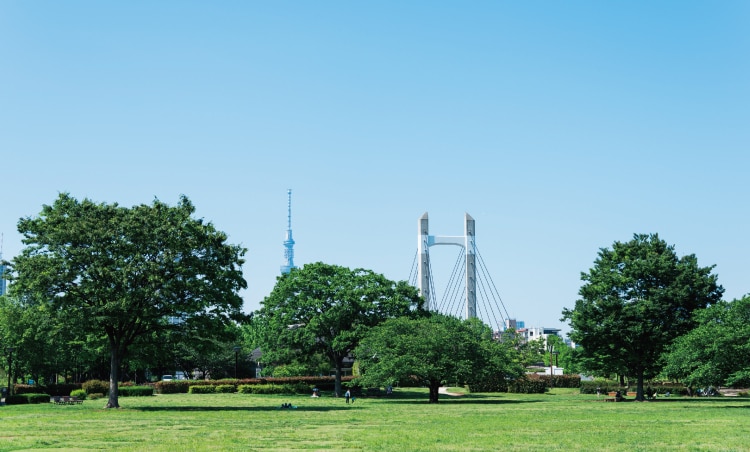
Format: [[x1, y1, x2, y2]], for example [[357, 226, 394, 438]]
[[408, 212, 511, 332]]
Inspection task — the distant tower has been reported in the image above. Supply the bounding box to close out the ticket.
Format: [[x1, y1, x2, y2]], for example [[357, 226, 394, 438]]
[[280, 189, 297, 274], [0, 234, 6, 296]]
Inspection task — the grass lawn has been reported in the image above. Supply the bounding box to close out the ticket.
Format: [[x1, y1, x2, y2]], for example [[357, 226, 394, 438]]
[[1, 388, 749, 451]]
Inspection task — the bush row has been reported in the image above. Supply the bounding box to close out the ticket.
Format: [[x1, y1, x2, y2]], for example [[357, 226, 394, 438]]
[[185, 382, 313, 395], [119, 386, 154, 397], [467, 374, 582, 394], [534, 374, 582, 389], [238, 383, 311, 395], [4, 393, 50, 404], [13, 383, 83, 396], [155, 376, 351, 394]]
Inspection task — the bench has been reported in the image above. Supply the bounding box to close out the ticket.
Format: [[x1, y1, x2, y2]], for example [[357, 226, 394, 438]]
[[51, 396, 83, 405]]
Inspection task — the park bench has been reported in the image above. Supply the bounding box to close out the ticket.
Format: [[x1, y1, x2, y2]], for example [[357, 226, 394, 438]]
[[51, 396, 83, 405]]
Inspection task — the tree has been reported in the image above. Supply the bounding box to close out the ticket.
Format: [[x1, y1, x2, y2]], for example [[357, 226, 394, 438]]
[[8, 193, 247, 408], [256, 262, 423, 396], [355, 313, 515, 403], [663, 295, 750, 389], [561, 233, 723, 401]]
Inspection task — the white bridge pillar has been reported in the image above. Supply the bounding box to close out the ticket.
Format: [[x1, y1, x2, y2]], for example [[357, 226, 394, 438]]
[[417, 212, 477, 319]]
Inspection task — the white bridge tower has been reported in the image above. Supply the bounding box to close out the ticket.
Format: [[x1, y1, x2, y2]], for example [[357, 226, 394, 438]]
[[417, 213, 477, 319]]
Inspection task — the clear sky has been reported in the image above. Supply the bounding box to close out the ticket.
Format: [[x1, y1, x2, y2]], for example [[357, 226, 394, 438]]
[[1, 1, 748, 335]]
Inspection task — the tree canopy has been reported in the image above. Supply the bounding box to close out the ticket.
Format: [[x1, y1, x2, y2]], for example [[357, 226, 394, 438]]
[[561, 233, 723, 401], [8, 193, 247, 407], [255, 262, 423, 396], [355, 313, 523, 403], [663, 295, 750, 389]]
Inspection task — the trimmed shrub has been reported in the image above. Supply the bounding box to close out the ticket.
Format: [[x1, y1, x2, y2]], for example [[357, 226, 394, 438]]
[[82, 380, 109, 395], [156, 380, 191, 394], [466, 373, 510, 393], [189, 385, 216, 394], [119, 386, 154, 397], [508, 376, 548, 394], [7, 393, 50, 404], [70, 389, 87, 400], [536, 374, 581, 389], [215, 384, 236, 394], [237, 383, 311, 395]]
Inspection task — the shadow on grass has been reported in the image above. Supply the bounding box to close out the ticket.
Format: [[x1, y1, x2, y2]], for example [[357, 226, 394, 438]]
[[379, 391, 542, 405], [131, 405, 355, 412]]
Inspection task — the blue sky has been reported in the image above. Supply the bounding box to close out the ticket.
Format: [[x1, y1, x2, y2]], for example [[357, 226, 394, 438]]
[[1, 1, 748, 335]]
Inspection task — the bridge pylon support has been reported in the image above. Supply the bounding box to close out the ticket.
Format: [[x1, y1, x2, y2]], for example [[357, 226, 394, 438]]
[[417, 212, 477, 319]]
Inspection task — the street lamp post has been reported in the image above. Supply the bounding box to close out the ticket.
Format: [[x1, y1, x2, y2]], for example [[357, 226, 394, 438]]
[[7, 346, 16, 397], [233, 346, 241, 379]]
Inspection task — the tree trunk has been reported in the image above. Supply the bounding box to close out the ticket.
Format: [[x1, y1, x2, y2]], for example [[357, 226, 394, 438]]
[[334, 357, 343, 397], [105, 347, 121, 409], [635, 371, 645, 402], [429, 380, 441, 403]]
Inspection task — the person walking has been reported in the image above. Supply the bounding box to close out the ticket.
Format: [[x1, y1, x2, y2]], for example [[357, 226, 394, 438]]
[[344, 389, 351, 404]]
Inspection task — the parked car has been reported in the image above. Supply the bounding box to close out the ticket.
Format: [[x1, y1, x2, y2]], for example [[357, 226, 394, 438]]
[[162, 375, 173, 381]]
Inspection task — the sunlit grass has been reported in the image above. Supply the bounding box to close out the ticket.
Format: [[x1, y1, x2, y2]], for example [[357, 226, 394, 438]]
[[1, 388, 749, 450]]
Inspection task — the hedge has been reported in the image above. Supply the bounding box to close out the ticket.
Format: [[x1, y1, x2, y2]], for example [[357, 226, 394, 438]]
[[5, 393, 50, 404], [535, 374, 581, 389], [82, 380, 110, 395], [119, 386, 154, 397], [13, 383, 82, 396], [237, 383, 311, 395], [70, 389, 87, 400], [154, 377, 348, 394], [467, 373, 581, 394], [188, 385, 216, 394], [216, 385, 236, 394]]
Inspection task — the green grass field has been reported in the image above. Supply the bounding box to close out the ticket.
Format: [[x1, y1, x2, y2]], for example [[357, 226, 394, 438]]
[[1, 388, 749, 451]]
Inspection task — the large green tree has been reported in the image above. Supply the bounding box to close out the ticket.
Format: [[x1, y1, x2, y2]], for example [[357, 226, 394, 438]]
[[562, 233, 723, 401], [256, 262, 423, 396], [355, 313, 518, 403], [663, 295, 750, 390], [8, 193, 247, 408]]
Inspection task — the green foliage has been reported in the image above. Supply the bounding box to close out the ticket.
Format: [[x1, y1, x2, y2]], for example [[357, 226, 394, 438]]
[[535, 374, 581, 389], [356, 313, 517, 403], [466, 373, 509, 393], [215, 385, 236, 394], [70, 389, 87, 400], [562, 233, 723, 400], [82, 380, 109, 395], [8, 193, 248, 408], [156, 381, 191, 394], [189, 385, 216, 394], [507, 376, 548, 394], [6, 393, 50, 404], [664, 295, 750, 388], [119, 386, 154, 397], [237, 383, 311, 395], [257, 262, 424, 396]]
